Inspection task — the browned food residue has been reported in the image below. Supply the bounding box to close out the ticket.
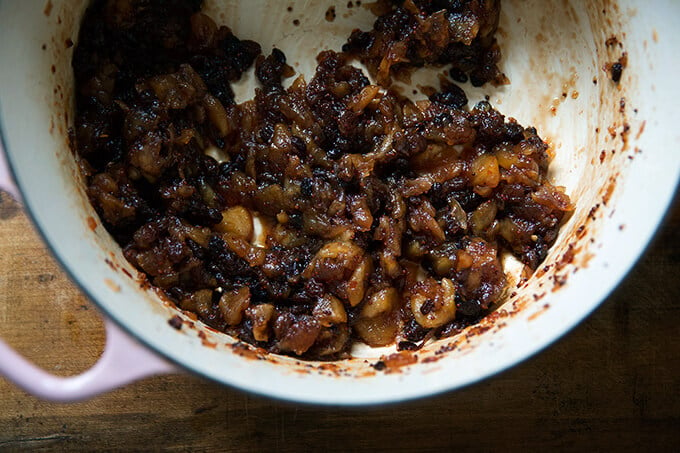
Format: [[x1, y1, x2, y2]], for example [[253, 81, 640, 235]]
[[555, 244, 575, 271], [528, 303, 550, 321], [381, 351, 418, 371], [602, 178, 617, 206], [86, 216, 97, 231], [606, 52, 628, 83], [168, 315, 183, 330], [325, 6, 336, 22], [198, 331, 218, 348], [104, 278, 121, 292], [230, 342, 266, 360]]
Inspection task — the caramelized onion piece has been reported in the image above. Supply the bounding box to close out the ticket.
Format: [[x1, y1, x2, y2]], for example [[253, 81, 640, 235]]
[[274, 313, 321, 355], [346, 257, 372, 306], [180, 289, 213, 319], [215, 206, 254, 242], [246, 304, 276, 342], [409, 278, 457, 329], [203, 94, 230, 137], [313, 295, 348, 327], [219, 286, 251, 326], [471, 154, 501, 196], [361, 287, 399, 318], [303, 241, 363, 282], [354, 312, 399, 347]]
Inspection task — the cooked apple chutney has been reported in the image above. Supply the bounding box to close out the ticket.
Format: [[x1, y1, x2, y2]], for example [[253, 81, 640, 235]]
[[73, 0, 572, 359]]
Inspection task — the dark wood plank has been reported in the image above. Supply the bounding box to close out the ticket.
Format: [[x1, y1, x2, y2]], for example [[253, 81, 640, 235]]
[[0, 190, 678, 452]]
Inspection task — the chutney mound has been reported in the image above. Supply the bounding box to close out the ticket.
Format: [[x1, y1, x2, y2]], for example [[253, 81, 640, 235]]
[[73, 0, 572, 359]]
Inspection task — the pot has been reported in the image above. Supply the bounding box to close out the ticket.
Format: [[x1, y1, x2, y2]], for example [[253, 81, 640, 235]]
[[0, 0, 678, 405]]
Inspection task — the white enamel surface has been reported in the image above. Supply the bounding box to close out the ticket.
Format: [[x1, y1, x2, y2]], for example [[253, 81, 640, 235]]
[[0, 0, 678, 405]]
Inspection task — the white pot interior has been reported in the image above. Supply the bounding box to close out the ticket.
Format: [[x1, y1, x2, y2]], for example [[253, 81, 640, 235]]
[[0, 0, 678, 404]]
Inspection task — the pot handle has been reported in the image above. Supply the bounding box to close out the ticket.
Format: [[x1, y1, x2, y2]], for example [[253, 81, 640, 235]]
[[0, 151, 177, 401], [0, 318, 177, 402], [0, 142, 20, 201]]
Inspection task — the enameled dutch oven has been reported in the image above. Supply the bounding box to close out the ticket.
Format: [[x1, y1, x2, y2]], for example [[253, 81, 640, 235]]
[[0, 0, 678, 405]]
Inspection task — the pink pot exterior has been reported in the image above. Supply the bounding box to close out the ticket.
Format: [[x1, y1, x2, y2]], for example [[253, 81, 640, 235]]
[[0, 317, 175, 403], [0, 144, 176, 402]]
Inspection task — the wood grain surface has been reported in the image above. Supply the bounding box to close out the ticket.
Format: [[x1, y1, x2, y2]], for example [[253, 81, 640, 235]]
[[0, 189, 677, 452]]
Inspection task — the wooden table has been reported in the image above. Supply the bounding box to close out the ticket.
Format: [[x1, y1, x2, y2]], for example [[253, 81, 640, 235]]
[[0, 189, 677, 452]]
